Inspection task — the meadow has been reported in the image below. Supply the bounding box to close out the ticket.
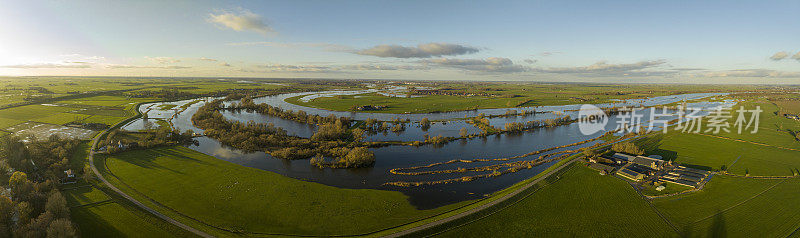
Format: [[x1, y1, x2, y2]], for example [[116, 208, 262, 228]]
[[97, 146, 471, 237], [63, 184, 191, 238], [434, 164, 676, 237], [653, 175, 800, 237]]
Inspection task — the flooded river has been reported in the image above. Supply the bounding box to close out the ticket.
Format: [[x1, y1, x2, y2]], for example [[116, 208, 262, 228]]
[[122, 91, 730, 208]]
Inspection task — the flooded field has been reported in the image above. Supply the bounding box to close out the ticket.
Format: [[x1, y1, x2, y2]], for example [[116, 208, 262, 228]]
[[118, 91, 731, 208], [8, 122, 97, 141]]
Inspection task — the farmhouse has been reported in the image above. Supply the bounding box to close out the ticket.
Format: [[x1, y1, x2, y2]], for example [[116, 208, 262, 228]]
[[588, 163, 616, 175], [61, 169, 76, 184]]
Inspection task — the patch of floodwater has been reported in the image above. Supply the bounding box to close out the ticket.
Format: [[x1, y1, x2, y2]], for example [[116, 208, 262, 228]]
[[9, 122, 96, 141]]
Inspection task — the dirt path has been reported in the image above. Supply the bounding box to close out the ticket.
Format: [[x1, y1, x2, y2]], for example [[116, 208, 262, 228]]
[[383, 158, 578, 238]]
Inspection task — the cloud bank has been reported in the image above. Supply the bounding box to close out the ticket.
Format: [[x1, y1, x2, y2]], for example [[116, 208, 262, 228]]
[[420, 57, 528, 73], [356, 43, 479, 58], [536, 60, 667, 76]]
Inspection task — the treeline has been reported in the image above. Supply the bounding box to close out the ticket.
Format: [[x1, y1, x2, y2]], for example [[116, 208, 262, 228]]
[[101, 127, 197, 154], [611, 141, 644, 155], [227, 97, 350, 126], [503, 115, 574, 132], [192, 100, 375, 168], [0, 136, 80, 237]]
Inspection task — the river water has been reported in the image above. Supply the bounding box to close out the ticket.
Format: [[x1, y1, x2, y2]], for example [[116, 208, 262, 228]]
[[121, 91, 730, 208]]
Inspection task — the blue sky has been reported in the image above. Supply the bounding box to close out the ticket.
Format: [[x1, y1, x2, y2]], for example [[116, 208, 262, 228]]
[[1, 0, 798, 83]]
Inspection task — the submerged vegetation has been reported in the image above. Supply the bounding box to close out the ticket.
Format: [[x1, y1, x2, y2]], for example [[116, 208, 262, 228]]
[[193, 99, 375, 167]]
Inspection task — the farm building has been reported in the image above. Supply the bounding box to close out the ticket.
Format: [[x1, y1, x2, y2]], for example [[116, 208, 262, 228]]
[[589, 163, 616, 175], [631, 156, 667, 170], [611, 153, 636, 162], [617, 168, 645, 181], [61, 169, 76, 184], [658, 166, 711, 188]]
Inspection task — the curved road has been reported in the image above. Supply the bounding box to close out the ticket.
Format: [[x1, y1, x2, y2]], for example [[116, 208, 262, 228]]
[[88, 117, 214, 238]]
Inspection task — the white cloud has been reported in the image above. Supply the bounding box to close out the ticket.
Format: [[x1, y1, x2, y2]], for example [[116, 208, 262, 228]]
[[220, 62, 231, 67], [208, 9, 273, 35], [523, 59, 537, 64], [793, 52, 800, 61], [356, 43, 480, 58], [771, 51, 790, 61], [199, 57, 218, 62]]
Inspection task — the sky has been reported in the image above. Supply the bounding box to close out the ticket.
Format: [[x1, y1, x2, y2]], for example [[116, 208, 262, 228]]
[[0, 0, 799, 83]]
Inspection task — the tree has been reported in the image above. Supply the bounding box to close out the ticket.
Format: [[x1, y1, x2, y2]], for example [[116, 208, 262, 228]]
[[0, 195, 13, 234], [46, 219, 76, 238], [15, 201, 32, 226], [82, 164, 94, 182], [337, 147, 375, 168], [351, 128, 365, 142], [611, 142, 644, 155], [420, 118, 431, 131], [46, 191, 69, 219], [9, 171, 29, 197], [459, 127, 469, 137]]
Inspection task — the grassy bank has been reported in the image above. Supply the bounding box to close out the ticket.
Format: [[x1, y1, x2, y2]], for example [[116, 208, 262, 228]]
[[98, 146, 470, 237]]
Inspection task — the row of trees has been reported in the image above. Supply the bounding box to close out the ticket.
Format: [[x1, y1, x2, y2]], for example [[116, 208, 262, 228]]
[[503, 115, 574, 132], [101, 127, 197, 154], [309, 147, 375, 168], [611, 141, 645, 155], [0, 136, 79, 237], [227, 97, 350, 126]]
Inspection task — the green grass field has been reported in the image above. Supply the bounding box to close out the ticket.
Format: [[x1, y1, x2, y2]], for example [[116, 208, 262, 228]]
[[709, 102, 800, 149], [286, 93, 532, 113], [0, 117, 23, 129], [64, 185, 181, 238], [33, 112, 91, 125], [62, 95, 144, 107], [640, 130, 800, 176], [0, 104, 77, 121], [436, 165, 676, 237], [99, 146, 470, 237], [654, 175, 800, 237]]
